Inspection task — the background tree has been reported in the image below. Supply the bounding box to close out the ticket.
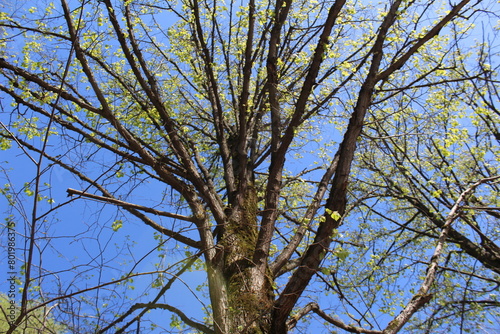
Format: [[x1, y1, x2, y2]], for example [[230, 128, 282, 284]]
[[0, 0, 499, 333], [0, 293, 64, 334]]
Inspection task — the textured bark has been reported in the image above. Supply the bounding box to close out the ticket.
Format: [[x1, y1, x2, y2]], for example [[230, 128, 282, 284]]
[[207, 263, 230, 334], [214, 184, 274, 334]]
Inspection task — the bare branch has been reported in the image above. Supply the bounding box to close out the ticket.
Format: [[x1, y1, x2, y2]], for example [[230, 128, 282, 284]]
[[287, 302, 382, 334], [66, 188, 196, 223]]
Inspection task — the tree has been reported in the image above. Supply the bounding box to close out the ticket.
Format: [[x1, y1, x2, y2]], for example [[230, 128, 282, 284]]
[[0, 0, 499, 333], [0, 293, 64, 334]]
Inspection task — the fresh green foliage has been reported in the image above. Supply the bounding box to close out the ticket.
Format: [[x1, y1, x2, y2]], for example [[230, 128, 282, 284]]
[[0, 0, 499, 333], [0, 294, 65, 334]]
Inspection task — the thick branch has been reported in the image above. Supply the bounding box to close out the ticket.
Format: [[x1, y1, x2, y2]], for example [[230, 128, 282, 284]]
[[271, 2, 404, 332], [190, 0, 234, 196], [266, 0, 292, 153], [376, 0, 473, 82], [255, 0, 346, 273]]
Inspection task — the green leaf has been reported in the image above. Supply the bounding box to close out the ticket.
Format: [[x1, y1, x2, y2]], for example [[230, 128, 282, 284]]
[[23, 183, 34, 196], [330, 210, 342, 221], [111, 220, 123, 232]]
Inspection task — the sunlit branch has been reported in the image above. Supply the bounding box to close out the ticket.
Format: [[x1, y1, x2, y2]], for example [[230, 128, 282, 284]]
[[287, 302, 382, 334], [376, 0, 475, 82], [66, 188, 196, 223], [0, 85, 147, 165], [0, 59, 101, 115], [405, 257, 500, 286], [384, 175, 500, 334]]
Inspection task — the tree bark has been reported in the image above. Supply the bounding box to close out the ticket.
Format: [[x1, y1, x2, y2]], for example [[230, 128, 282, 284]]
[[213, 183, 274, 334]]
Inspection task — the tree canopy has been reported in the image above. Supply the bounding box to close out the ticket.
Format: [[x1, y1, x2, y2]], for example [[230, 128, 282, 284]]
[[0, 0, 499, 333]]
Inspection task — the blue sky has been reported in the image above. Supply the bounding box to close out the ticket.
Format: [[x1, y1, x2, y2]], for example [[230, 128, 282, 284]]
[[0, 142, 212, 333]]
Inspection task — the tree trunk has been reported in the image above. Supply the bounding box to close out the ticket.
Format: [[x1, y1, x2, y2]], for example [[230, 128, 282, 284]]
[[214, 183, 274, 334]]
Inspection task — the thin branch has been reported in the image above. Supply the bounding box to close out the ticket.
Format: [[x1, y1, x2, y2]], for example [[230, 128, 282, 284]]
[[383, 175, 500, 334], [376, 0, 474, 81], [271, 155, 339, 276], [66, 188, 195, 223], [287, 302, 382, 334], [0, 121, 37, 164], [128, 303, 214, 334], [99, 254, 213, 334]]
